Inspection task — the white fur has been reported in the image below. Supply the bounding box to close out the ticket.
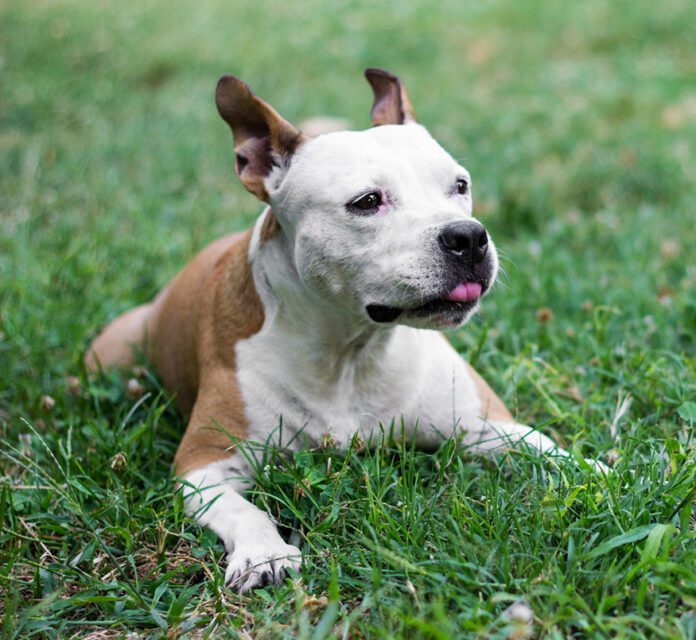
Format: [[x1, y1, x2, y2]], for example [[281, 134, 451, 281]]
[[247, 205, 271, 261]]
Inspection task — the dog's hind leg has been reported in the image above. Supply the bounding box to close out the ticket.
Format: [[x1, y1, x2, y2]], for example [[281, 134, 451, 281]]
[[85, 302, 156, 371]]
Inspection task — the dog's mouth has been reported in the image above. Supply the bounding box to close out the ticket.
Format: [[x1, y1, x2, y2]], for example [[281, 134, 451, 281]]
[[366, 281, 485, 324]]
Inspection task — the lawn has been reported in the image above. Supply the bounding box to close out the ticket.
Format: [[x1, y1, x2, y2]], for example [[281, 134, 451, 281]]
[[1, 0, 695, 637]]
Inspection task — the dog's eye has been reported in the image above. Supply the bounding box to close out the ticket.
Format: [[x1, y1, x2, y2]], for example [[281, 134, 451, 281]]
[[455, 179, 469, 195], [349, 191, 382, 212]]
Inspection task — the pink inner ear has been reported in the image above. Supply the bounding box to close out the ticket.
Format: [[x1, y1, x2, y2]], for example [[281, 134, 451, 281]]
[[235, 137, 273, 178]]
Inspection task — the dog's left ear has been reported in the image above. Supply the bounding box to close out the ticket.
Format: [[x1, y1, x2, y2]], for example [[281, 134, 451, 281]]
[[216, 75, 305, 202], [364, 68, 417, 126]]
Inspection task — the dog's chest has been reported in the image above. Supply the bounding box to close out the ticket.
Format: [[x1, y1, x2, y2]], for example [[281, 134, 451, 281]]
[[234, 326, 482, 448]]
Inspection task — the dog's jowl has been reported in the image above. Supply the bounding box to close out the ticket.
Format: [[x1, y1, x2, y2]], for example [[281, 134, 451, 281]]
[[87, 68, 589, 593]]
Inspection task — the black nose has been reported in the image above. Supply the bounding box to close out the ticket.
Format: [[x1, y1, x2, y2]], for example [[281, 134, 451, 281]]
[[438, 221, 489, 264]]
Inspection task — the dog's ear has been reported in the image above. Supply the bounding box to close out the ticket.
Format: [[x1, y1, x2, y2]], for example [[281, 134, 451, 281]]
[[364, 68, 416, 126], [216, 75, 305, 201]]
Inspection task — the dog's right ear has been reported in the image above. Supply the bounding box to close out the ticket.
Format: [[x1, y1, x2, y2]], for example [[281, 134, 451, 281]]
[[364, 68, 417, 126], [216, 75, 305, 202]]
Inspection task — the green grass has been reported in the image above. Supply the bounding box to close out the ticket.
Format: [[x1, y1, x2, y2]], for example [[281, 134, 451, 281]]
[[1, 0, 695, 637]]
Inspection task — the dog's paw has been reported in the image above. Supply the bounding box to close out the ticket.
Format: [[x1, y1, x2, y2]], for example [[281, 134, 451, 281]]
[[584, 457, 610, 474], [225, 542, 301, 594]]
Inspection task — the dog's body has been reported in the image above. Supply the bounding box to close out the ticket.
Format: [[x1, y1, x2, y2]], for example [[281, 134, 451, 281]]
[[87, 69, 578, 593]]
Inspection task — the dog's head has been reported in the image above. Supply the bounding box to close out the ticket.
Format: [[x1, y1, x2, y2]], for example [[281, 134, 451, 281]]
[[216, 69, 498, 330]]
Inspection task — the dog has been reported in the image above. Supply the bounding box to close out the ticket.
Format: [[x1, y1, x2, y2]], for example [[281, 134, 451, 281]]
[[87, 68, 593, 593]]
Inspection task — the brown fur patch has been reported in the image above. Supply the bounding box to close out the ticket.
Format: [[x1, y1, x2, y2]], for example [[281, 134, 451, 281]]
[[151, 233, 245, 414], [259, 209, 281, 242]]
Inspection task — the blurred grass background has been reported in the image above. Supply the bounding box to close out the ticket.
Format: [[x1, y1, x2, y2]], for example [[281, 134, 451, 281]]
[[2, 0, 695, 385], [1, 0, 695, 638]]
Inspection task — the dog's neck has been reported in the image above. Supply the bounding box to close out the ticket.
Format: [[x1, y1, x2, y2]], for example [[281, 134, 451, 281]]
[[247, 208, 409, 389]]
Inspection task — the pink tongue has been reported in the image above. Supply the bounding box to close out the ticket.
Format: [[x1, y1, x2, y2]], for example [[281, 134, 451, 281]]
[[445, 282, 482, 302]]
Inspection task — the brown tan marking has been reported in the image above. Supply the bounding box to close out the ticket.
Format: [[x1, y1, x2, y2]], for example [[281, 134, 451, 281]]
[[172, 230, 266, 474], [87, 230, 266, 475]]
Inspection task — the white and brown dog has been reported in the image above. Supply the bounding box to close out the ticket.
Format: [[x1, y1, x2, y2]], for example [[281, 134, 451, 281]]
[[87, 69, 588, 593]]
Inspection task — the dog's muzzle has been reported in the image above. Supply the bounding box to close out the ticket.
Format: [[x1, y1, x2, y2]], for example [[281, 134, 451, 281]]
[[365, 281, 486, 324], [366, 220, 494, 325]]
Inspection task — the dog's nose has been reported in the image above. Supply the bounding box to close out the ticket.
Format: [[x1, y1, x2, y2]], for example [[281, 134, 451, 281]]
[[438, 221, 489, 263]]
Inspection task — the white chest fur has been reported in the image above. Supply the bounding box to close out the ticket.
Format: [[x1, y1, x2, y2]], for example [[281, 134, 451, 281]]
[[235, 322, 484, 450]]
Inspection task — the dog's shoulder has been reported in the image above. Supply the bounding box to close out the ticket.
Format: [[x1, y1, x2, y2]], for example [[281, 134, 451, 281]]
[[153, 229, 263, 412]]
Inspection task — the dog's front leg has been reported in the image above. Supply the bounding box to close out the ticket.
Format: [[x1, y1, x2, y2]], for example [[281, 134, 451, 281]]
[[181, 457, 301, 592], [463, 418, 608, 473], [459, 363, 606, 470], [176, 385, 300, 593], [463, 417, 567, 457]]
